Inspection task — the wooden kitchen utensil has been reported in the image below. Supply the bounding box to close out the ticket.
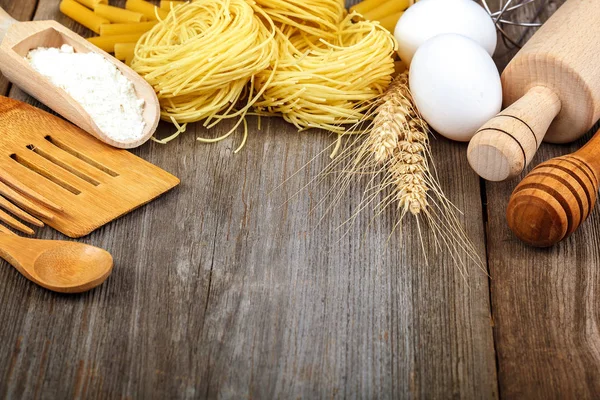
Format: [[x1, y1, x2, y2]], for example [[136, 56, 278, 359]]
[[506, 127, 600, 247], [467, 0, 600, 182], [0, 169, 62, 235], [0, 7, 160, 149], [0, 225, 113, 293], [0, 95, 179, 238]]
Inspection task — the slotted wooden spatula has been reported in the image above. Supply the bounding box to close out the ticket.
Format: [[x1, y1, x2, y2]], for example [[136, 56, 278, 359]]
[[0, 95, 179, 238]]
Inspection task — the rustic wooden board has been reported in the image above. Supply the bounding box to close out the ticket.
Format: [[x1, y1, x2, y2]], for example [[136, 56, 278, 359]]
[[0, 0, 497, 398], [486, 138, 600, 399], [486, 0, 600, 398], [0, 0, 38, 96]]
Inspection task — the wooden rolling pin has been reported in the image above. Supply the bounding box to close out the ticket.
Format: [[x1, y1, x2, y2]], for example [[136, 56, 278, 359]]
[[467, 0, 600, 182], [507, 128, 600, 247]]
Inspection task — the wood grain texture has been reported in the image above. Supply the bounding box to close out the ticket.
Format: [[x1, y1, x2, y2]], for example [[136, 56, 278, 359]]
[[0, 95, 178, 238], [486, 0, 600, 397], [0, 0, 38, 95], [0, 0, 497, 398], [486, 134, 600, 398]]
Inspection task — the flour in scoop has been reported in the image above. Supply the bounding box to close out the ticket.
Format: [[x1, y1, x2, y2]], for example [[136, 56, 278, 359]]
[[26, 44, 145, 143]]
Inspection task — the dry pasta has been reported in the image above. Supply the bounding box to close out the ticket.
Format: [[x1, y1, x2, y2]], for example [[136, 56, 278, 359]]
[[159, 0, 186, 10], [125, 0, 169, 21], [99, 21, 157, 36], [361, 0, 410, 22], [74, 0, 107, 9], [88, 32, 145, 52], [60, 0, 110, 34], [254, 0, 346, 38], [114, 43, 136, 61], [129, 0, 396, 147], [131, 0, 277, 147], [253, 16, 397, 133], [94, 4, 146, 23]]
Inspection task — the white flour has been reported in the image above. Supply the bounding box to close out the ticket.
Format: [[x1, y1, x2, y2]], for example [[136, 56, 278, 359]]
[[26, 44, 145, 142]]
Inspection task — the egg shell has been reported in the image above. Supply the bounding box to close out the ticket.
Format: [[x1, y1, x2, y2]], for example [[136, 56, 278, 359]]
[[395, 0, 497, 65], [409, 33, 502, 142]]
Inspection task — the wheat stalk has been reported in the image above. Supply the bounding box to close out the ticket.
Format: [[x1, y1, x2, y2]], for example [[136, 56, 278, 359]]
[[317, 71, 484, 277]]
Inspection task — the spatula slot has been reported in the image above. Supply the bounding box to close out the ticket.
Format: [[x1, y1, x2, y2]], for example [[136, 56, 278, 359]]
[[26, 145, 100, 187], [10, 154, 81, 195], [44, 136, 119, 177]]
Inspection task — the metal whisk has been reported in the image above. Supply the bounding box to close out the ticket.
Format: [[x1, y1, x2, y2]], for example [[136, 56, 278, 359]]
[[480, 0, 551, 50]]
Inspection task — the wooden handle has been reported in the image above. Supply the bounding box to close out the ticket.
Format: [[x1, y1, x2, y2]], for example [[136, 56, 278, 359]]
[[0, 7, 16, 43], [507, 128, 600, 247], [467, 86, 562, 181], [0, 234, 33, 271]]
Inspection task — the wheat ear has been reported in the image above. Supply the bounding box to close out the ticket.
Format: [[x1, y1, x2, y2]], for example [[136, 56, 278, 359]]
[[318, 71, 484, 276]]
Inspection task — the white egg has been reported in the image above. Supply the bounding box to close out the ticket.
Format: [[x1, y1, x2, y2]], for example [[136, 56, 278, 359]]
[[409, 34, 502, 142], [395, 0, 497, 65]]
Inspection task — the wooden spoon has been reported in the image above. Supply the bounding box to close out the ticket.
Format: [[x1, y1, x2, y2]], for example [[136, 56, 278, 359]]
[[0, 7, 160, 149], [507, 127, 600, 247], [0, 231, 113, 293]]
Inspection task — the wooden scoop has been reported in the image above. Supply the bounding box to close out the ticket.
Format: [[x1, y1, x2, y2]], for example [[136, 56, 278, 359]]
[[506, 128, 600, 247], [0, 230, 113, 293], [0, 7, 160, 149]]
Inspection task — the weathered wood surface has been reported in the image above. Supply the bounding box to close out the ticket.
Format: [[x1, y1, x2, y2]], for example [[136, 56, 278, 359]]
[[0, 0, 37, 96], [486, 0, 600, 398], [9, 0, 598, 398]]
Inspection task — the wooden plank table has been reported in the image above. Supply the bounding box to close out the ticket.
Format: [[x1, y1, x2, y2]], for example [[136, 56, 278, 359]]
[[0, 0, 597, 398]]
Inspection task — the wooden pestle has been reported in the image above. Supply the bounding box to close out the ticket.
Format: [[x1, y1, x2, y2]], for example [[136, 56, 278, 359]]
[[507, 128, 600, 247], [467, 0, 600, 182]]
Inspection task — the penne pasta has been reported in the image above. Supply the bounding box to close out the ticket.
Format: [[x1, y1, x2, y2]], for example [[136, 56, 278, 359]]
[[100, 21, 157, 36], [349, 0, 389, 15], [73, 0, 107, 9], [94, 4, 146, 23], [379, 11, 403, 32], [60, 0, 110, 34], [88, 33, 145, 53], [159, 1, 186, 10], [125, 0, 169, 21], [363, 0, 410, 22], [114, 43, 136, 61]]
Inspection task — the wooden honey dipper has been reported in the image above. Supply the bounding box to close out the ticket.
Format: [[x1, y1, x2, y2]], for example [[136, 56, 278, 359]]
[[467, 0, 600, 182], [507, 128, 600, 247]]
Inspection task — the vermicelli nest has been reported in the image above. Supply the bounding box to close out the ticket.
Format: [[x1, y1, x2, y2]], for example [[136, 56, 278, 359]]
[[254, 17, 396, 133], [254, 0, 346, 38], [131, 0, 397, 146], [131, 0, 277, 127]]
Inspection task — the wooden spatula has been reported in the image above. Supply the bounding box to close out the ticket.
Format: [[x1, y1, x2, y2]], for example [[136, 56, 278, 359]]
[[0, 95, 179, 238], [0, 7, 160, 149], [0, 169, 60, 235]]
